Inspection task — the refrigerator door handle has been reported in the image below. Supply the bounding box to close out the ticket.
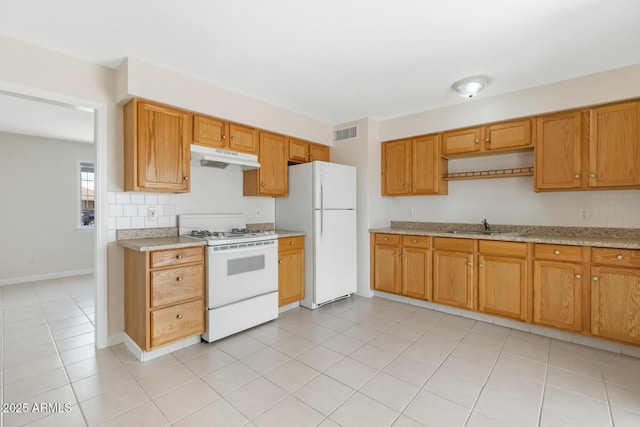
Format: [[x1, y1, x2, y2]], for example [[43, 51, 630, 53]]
[[320, 175, 324, 235]]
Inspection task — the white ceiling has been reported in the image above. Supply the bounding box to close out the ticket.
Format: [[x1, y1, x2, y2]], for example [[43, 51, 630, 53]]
[[1, 0, 640, 125]]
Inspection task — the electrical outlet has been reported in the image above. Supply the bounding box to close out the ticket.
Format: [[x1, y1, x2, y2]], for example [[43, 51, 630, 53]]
[[579, 208, 589, 220], [409, 208, 414, 216], [148, 206, 158, 220], [256, 209, 261, 217]]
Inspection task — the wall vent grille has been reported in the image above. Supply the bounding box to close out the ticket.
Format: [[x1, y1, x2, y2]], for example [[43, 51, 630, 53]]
[[334, 126, 358, 141]]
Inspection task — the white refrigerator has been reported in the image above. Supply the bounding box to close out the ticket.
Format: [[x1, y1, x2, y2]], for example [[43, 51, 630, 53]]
[[276, 161, 357, 309]]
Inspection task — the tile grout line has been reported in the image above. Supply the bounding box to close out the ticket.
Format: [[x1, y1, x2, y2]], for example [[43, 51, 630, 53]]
[[535, 337, 552, 427]]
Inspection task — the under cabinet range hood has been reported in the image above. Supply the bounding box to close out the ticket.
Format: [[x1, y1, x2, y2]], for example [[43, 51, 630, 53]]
[[190, 144, 260, 170]]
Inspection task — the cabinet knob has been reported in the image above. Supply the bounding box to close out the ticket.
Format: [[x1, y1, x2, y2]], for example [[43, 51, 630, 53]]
[[261, 182, 266, 187], [574, 174, 580, 179], [176, 255, 183, 260], [176, 276, 183, 282], [306, 152, 310, 156], [590, 173, 596, 178], [290, 241, 294, 245], [278, 259, 283, 264], [383, 237, 388, 241], [412, 239, 417, 243], [184, 176, 189, 181], [222, 135, 226, 140], [176, 314, 183, 319], [479, 263, 484, 268], [575, 274, 581, 279], [467, 262, 472, 266], [475, 139, 479, 144], [485, 138, 490, 142], [231, 136, 236, 141], [393, 252, 397, 257], [617, 254, 623, 260], [554, 250, 560, 255], [592, 276, 599, 281]]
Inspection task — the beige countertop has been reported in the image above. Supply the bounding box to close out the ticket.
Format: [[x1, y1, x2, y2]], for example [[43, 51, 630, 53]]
[[370, 221, 640, 250], [118, 236, 206, 252], [275, 230, 306, 238]]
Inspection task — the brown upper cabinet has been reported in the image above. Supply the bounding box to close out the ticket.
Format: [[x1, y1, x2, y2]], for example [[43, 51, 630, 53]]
[[382, 134, 447, 196], [243, 131, 288, 197], [535, 101, 640, 191], [124, 99, 191, 193], [192, 114, 258, 154], [289, 138, 330, 163], [441, 119, 533, 158]]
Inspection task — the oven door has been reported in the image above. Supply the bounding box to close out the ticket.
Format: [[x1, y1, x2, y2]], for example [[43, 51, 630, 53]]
[[207, 240, 278, 308]]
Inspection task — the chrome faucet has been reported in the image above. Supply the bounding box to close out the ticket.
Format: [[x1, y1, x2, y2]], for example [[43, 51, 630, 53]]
[[482, 218, 491, 232]]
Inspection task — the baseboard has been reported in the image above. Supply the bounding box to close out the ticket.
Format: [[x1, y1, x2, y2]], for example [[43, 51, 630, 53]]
[[0, 269, 94, 286], [123, 333, 202, 363]]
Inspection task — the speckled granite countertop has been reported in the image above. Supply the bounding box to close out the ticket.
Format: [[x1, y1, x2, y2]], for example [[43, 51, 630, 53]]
[[275, 230, 306, 238], [117, 227, 205, 252], [370, 221, 640, 250]]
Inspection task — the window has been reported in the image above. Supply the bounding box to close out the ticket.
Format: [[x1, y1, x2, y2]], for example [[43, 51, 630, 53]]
[[80, 161, 95, 227]]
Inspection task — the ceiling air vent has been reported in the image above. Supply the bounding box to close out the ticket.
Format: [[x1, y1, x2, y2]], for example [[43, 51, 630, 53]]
[[334, 126, 358, 141]]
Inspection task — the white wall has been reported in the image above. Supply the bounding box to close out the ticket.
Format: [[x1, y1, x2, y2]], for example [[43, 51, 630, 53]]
[[0, 132, 94, 284], [375, 65, 640, 229]]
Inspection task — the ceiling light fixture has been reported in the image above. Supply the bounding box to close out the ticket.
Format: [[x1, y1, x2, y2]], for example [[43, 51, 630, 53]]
[[452, 76, 489, 98]]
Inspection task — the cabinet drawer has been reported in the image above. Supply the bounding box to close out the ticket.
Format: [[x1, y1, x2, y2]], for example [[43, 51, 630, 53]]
[[279, 236, 304, 251], [150, 264, 204, 308], [150, 247, 204, 269], [479, 240, 527, 257], [534, 244, 583, 262], [375, 234, 401, 245], [591, 247, 640, 268], [150, 299, 204, 348], [402, 235, 430, 248], [434, 237, 474, 252]]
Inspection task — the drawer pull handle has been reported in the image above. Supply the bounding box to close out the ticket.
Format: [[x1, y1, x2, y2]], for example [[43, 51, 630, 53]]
[[290, 241, 294, 245], [176, 276, 183, 282], [384, 237, 388, 241], [176, 314, 183, 319], [176, 255, 183, 260], [617, 254, 623, 260], [592, 276, 599, 281], [554, 250, 560, 255], [412, 239, 417, 243], [575, 274, 581, 279]]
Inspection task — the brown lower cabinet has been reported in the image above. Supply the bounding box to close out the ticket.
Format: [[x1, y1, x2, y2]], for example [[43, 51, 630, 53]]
[[125, 246, 205, 352], [370, 232, 640, 347], [278, 236, 305, 306]]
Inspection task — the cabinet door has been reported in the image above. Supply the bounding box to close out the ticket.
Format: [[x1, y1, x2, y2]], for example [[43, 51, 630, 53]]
[[485, 119, 532, 151], [533, 260, 584, 332], [289, 138, 309, 163], [229, 123, 258, 154], [257, 132, 288, 196], [278, 248, 305, 306], [535, 112, 584, 191], [374, 243, 401, 294], [589, 101, 640, 188], [478, 255, 527, 320], [412, 134, 442, 194], [309, 143, 330, 162], [441, 127, 482, 157], [402, 246, 430, 300], [433, 250, 474, 310], [591, 266, 640, 345], [381, 139, 411, 195], [136, 101, 190, 192], [193, 115, 227, 149]]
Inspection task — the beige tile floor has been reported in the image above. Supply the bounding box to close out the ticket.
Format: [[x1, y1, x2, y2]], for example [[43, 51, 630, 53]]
[[2, 276, 640, 426]]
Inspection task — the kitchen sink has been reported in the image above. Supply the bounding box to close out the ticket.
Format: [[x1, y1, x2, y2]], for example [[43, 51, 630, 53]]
[[448, 230, 524, 236]]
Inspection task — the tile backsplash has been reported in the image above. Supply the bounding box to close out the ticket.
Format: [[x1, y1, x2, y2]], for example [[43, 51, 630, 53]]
[[107, 192, 177, 242]]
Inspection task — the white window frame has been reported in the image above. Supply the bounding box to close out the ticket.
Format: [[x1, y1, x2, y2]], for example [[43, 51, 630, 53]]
[[78, 159, 95, 230]]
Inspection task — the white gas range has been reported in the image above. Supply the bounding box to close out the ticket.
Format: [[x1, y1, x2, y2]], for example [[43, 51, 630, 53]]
[[179, 214, 279, 342]]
